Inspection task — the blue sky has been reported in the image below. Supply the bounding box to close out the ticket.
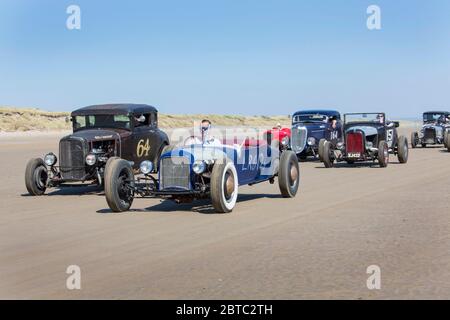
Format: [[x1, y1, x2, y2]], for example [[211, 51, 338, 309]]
[[0, 0, 449, 118]]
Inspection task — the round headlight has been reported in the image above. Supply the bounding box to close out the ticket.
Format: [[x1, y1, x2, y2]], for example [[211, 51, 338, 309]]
[[85, 154, 97, 166], [307, 137, 316, 146], [139, 160, 153, 174], [281, 136, 289, 146], [193, 160, 207, 174], [44, 153, 57, 166]]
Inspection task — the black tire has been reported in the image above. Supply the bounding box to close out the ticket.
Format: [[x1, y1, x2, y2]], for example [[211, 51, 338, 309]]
[[421, 143, 427, 148], [397, 136, 409, 164], [318, 139, 326, 162], [446, 133, 450, 152], [210, 158, 238, 213], [278, 151, 300, 198], [378, 140, 389, 168], [444, 131, 449, 149], [104, 158, 135, 212], [25, 158, 48, 196], [102, 156, 120, 187], [411, 132, 418, 149], [322, 141, 334, 168]]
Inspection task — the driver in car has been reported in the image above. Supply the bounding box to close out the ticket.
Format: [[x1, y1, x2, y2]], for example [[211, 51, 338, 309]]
[[200, 119, 222, 146], [377, 114, 385, 124], [329, 116, 338, 129], [185, 119, 222, 146]]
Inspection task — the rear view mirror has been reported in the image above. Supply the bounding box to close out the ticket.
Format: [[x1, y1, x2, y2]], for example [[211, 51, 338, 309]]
[[394, 121, 400, 128]]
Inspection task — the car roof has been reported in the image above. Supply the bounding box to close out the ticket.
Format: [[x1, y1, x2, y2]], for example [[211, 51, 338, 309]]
[[71, 104, 158, 116], [344, 112, 385, 115], [423, 111, 450, 115], [293, 109, 341, 117]]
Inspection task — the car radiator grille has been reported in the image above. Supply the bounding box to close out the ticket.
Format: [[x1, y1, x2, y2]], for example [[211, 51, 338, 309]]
[[59, 138, 88, 180], [346, 132, 364, 154], [160, 157, 191, 190], [424, 128, 436, 142], [291, 126, 307, 154]]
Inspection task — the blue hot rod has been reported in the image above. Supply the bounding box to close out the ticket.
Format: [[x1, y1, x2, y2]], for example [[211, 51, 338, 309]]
[[290, 109, 343, 160], [103, 134, 302, 213]]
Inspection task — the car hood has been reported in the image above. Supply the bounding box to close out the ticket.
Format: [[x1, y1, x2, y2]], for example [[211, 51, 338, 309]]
[[294, 122, 327, 131], [264, 127, 291, 139], [423, 123, 443, 129], [293, 122, 329, 141], [422, 124, 445, 134], [346, 126, 378, 136], [64, 129, 126, 141], [161, 144, 241, 163]]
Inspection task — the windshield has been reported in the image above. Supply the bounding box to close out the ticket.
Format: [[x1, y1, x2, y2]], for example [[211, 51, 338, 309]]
[[73, 114, 131, 130], [423, 113, 445, 123], [345, 113, 385, 125], [293, 114, 328, 124]]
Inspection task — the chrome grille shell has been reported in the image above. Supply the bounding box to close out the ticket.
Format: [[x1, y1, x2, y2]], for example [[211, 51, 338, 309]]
[[159, 156, 191, 190]]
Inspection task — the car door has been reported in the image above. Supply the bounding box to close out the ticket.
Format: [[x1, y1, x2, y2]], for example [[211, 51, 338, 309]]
[[132, 113, 161, 167]]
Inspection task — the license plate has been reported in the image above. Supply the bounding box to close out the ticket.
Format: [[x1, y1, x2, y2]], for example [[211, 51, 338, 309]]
[[347, 152, 361, 158]]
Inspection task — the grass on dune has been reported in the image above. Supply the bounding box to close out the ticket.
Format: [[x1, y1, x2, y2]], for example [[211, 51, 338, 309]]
[[0, 106, 420, 132], [0, 106, 290, 132]]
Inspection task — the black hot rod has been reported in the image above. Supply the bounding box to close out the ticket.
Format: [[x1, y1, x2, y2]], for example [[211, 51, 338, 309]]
[[411, 111, 450, 148], [24, 104, 169, 195], [322, 112, 409, 168]]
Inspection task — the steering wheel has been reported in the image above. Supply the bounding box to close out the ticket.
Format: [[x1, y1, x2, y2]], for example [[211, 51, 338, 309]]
[[184, 136, 199, 145]]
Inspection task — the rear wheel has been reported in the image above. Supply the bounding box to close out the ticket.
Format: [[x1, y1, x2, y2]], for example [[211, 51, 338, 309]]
[[104, 158, 135, 212], [278, 151, 300, 198], [397, 136, 409, 164], [318, 139, 326, 162], [411, 132, 418, 149], [421, 143, 427, 148], [322, 141, 335, 168], [378, 141, 389, 168], [210, 159, 238, 213], [25, 158, 48, 196]]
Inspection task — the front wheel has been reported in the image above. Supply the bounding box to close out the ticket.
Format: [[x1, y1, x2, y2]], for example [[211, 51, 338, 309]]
[[104, 158, 135, 212], [378, 140, 389, 168], [322, 141, 335, 168], [210, 158, 238, 213], [278, 151, 300, 198], [318, 139, 326, 162], [25, 158, 48, 196], [397, 136, 409, 164]]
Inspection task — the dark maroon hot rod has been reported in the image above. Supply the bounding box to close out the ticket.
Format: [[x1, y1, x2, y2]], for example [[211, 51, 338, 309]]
[[24, 104, 169, 195]]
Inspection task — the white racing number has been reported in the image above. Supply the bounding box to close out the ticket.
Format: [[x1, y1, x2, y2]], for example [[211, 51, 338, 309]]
[[330, 130, 338, 140]]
